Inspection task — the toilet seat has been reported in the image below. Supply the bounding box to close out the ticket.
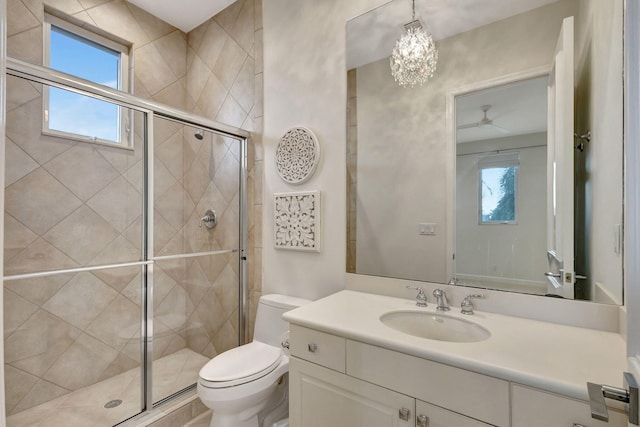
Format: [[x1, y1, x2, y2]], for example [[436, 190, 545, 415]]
[[199, 341, 283, 388]]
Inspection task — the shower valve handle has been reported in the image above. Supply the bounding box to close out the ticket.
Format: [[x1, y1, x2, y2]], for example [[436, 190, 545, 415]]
[[199, 210, 217, 229]]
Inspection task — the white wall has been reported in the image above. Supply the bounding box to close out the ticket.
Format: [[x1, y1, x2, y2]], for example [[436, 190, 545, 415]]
[[262, 0, 389, 300], [456, 134, 547, 293], [262, 0, 579, 300]]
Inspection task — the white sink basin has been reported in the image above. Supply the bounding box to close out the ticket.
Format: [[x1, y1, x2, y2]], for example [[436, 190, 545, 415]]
[[380, 311, 491, 343]]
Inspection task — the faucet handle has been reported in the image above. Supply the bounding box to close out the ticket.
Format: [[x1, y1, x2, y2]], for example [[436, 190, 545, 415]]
[[406, 285, 427, 307], [461, 294, 484, 315]]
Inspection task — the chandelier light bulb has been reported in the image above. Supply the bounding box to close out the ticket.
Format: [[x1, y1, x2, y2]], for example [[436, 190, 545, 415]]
[[390, 2, 438, 87]]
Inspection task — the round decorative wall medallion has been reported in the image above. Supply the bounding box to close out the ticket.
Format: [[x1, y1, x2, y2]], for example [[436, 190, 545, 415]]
[[275, 127, 320, 185]]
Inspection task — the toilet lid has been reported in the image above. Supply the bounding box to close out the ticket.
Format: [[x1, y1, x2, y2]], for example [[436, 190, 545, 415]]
[[199, 341, 282, 384]]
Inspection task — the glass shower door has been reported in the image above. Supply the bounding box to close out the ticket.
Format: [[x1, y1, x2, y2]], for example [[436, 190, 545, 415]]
[[4, 76, 148, 426], [150, 117, 243, 403]]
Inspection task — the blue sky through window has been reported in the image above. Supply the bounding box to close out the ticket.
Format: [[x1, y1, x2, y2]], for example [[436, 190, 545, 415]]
[[48, 25, 121, 142]]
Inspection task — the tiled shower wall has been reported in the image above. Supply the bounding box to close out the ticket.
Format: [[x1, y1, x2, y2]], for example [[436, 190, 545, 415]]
[[4, 0, 262, 415]]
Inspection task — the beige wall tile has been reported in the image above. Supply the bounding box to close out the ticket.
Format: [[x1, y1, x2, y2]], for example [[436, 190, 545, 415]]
[[44, 144, 120, 202], [90, 238, 141, 289], [155, 181, 195, 231], [4, 365, 39, 414], [5, 238, 79, 277], [125, 1, 175, 42], [5, 139, 39, 187], [6, 97, 75, 165], [11, 378, 69, 414], [153, 79, 188, 111], [3, 213, 37, 265], [229, 0, 254, 53], [7, 26, 42, 64], [254, 0, 262, 31], [43, 272, 118, 330], [8, 0, 40, 36], [216, 94, 247, 128], [4, 274, 74, 307], [155, 30, 187, 79], [22, 0, 83, 20], [198, 21, 227, 71], [5, 168, 81, 234], [212, 36, 247, 90], [87, 176, 142, 233], [86, 295, 140, 350], [196, 74, 228, 118], [6, 75, 40, 112], [76, 0, 110, 9], [43, 206, 120, 265], [43, 333, 119, 390], [213, 0, 243, 35], [4, 290, 38, 338], [212, 320, 237, 354], [134, 42, 178, 95], [230, 56, 255, 113], [6, 309, 82, 377], [156, 129, 185, 180], [186, 47, 210, 101], [86, 0, 149, 46]]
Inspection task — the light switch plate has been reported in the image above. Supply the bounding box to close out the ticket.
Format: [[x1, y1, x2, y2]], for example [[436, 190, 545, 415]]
[[419, 223, 436, 235]]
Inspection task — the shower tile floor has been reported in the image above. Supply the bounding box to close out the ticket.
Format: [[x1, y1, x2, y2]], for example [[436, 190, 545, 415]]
[[7, 349, 210, 427]]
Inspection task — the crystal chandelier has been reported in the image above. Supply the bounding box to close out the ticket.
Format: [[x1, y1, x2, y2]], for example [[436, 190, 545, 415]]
[[390, 0, 438, 87]]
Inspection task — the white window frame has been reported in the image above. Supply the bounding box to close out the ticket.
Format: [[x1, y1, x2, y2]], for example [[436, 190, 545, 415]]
[[42, 12, 133, 149], [477, 152, 520, 225]]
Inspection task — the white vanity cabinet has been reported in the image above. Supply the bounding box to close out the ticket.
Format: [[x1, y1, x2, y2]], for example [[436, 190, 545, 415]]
[[289, 324, 626, 427], [289, 357, 415, 427], [511, 384, 627, 427], [289, 325, 503, 427]]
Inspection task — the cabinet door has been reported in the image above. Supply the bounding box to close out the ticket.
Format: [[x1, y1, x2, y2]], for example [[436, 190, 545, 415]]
[[416, 400, 492, 427], [512, 384, 627, 427], [289, 357, 415, 427]]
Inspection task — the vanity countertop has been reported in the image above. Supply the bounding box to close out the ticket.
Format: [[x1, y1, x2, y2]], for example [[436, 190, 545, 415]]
[[283, 290, 627, 402]]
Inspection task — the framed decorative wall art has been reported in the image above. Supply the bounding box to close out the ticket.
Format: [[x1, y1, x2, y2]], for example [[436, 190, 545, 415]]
[[274, 190, 321, 252], [275, 127, 320, 185]]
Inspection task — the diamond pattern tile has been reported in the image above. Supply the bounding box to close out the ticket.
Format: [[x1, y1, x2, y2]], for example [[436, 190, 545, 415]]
[[44, 144, 120, 202], [42, 206, 120, 265], [5, 168, 83, 236], [4, 0, 261, 420]]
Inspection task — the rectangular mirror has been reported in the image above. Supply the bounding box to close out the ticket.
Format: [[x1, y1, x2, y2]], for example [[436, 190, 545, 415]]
[[346, 0, 623, 305]]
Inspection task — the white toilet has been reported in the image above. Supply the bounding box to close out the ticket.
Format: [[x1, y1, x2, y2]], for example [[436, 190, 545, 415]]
[[197, 294, 310, 427]]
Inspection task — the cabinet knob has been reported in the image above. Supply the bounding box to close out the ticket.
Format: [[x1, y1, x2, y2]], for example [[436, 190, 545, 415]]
[[417, 414, 429, 427], [307, 343, 317, 353], [398, 407, 411, 421]]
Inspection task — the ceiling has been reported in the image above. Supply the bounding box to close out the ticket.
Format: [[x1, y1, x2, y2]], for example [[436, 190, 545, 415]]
[[455, 76, 548, 144], [127, 0, 237, 33], [347, 0, 560, 70]]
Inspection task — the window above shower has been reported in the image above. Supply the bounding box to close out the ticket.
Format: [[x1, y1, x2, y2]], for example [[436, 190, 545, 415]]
[[43, 11, 133, 148]]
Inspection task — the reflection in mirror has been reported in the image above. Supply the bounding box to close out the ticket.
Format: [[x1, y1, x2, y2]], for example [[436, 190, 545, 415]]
[[455, 76, 549, 296], [346, 0, 623, 305]]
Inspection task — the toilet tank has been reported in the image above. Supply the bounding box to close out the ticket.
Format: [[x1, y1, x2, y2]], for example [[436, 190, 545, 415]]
[[253, 294, 311, 347]]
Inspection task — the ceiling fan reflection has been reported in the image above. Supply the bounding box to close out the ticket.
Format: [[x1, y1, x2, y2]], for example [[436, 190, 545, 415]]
[[457, 105, 510, 134]]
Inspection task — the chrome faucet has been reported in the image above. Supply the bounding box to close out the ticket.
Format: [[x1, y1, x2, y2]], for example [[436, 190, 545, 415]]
[[406, 285, 427, 307], [432, 289, 450, 311], [461, 294, 484, 315], [447, 277, 458, 286]]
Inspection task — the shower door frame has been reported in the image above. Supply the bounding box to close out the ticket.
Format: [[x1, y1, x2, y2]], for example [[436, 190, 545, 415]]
[[2, 56, 250, 417]]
